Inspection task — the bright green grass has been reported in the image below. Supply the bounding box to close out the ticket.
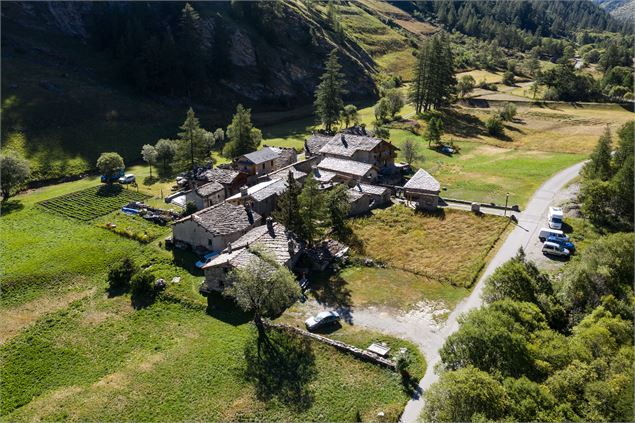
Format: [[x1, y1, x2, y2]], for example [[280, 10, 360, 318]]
[[388, 129, 585, 207], [38, 185, 149, 221]]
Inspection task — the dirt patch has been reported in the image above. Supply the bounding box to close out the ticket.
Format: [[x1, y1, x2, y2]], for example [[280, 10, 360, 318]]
[[0, 288, 95, 344]]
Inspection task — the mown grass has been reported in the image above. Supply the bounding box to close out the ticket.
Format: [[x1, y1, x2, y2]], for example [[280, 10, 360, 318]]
[[349, 205, 510, 288], [1, 178, 419, 421]]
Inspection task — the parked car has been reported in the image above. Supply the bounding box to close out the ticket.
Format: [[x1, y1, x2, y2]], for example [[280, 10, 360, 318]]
[[101, 170, 124, 183], [546, 235, 576, 253], [305, 311, 340, 331], [538, 227, 569, 242], [542, 241, 570, 257], [118, 174, 136, 184], [548, 206, 564, 229], [195, 251, 220, 269]]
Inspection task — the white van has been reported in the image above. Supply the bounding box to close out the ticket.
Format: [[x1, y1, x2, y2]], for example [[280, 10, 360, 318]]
[[538, 227, 569, 242], [542, 241, 570, 257], [548, 206, 564, 229]]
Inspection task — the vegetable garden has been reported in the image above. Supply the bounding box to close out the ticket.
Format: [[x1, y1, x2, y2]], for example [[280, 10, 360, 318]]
[[37, 185, 149, 221]]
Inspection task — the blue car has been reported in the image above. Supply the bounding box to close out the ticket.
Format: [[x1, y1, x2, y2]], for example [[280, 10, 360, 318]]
[[195, 251, 220, 269], [546, 236, 575, 253], [101, 170, 124, 183]]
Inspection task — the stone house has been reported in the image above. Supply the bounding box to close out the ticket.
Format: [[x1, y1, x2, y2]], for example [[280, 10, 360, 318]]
[[234, 146, 296, 180], [317, 156, 378, 183], [172, 202, 262, 252], [200, 219, 302, 293], [195, 168, 248, 198], [347, 187, 373, 216], [225, 178, 288, 217], [349, 183, 391, 208], [184, 181, 225, 210], [403, 169, 440, 210], [319, 133, 399, 170], [304, 133, 332, 158]]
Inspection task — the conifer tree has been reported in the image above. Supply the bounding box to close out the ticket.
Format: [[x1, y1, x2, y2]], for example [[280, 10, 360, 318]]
[[273, 171, 302, 235], [314, 49, 345, 132], [297, 174, 328, 246], [224, 104, 262, 158], [409, 34, 456, 113], [584, 126, 613, 181], [175, 107, 208, 171], [326, 183, 351, 240]]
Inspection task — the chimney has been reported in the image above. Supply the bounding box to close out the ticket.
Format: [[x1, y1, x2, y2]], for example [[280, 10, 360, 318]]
[[227, 242, 232, 253], [245, 204, 254, 224], [240, 185, 248, 197], [288, 239, 295, 255], [266, 217, 274, 235]]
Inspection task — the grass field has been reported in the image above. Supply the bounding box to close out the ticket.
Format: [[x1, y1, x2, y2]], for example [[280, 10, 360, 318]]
[[0, 179, 421, 421]]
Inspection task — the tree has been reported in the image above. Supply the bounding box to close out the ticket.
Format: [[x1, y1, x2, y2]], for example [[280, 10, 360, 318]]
[[297, 174, 328, 246], [423, 366, 509, 422], [340, 104, 359, 128], [457, 74, 476, 98], [498, 102, 517, 122], [212, 128, 225, 147], [141, 144, 158, 178], [326, 183, 351, 240], [372, 121, 390, 139], [155, 139, 176, 175], [502, 70, 515, 86], [107, 257, 138, 291], [384, 89, 404, 119], [584, 126, 613, 181], [224, 104, 262, 158], [0, 151, 30, 201], [425, 117, 443, 147], [374, 97, 390, 123], [96, 152, 124, 184], [402, 139, 418, 165], [314, 49, 345, 132], [184, 201, 198, 216], [224, 245, 300, 345], [272, 171, 302, 235], [130, 270, 156, 306], [486, 115, 504, 136], [175, 107, 209, 171]]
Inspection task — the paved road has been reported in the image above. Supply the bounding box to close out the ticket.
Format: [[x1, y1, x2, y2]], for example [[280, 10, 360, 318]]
[[397, 160, 586, 423]]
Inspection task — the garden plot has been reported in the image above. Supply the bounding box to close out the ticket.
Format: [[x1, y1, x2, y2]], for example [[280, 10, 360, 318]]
[[37, 185, 149, 221]]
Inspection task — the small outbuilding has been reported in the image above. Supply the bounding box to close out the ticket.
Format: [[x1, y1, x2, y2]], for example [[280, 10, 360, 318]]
[[184, 181, 225, 210], [403, 169, 440, 210]]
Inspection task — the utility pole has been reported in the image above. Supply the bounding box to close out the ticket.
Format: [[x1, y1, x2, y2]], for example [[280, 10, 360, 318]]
[[504, 192, 510, 217]]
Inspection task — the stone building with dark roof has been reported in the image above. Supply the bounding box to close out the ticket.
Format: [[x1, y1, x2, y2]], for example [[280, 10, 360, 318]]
[[304, 133, 332, 158], [316, 156, 378, 183], [184, 181, 225, 210], [403, 168, 440, 210], [225, 178, 288, 217], [234, 146, 297, 180], [319, 133, 399, 170], [172, 202, 262, 252], [196, 168, 248, 197], [200, 219, 302, 293]]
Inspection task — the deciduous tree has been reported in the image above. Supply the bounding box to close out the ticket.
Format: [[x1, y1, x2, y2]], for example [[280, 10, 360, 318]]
[[0, 151, 30, 201], [155, 139, 176, 175], [141, 144, 158, 178], [96, 152, 124, 184]]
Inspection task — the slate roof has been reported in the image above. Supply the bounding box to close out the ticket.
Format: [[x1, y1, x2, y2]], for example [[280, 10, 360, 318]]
[[195, 181, 224, 197], [241, 147, 280, 164], [226, 178, 286, 202], [319, 134, 385, 158], [305, 134, 332, 156], [317, 156, 375, 177], [175, 202, 261, 235], [203, 222, 300, 270], [349, 182, 390, 197], [269, 166, 307, 181], [198, 168, 242, 185], [303, 239, 349, 267], [347, 188, 365, 202], [403, 169, 441, 193], [312, 168, 337, 183]]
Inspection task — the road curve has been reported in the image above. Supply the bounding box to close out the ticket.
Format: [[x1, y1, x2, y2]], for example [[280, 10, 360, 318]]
[[398, 160, 587, 423]]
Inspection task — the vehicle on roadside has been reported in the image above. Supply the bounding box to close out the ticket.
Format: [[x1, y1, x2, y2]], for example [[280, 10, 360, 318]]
[[118, 174, 136, 184], [305, 311, 340, 331], [539, 227, 569, 242], [548, 206, 564, 229], [542, 241, 570, 258], [101, 170, 124, 183], [546, 235, 576, 253], [195, 251, 220, 269]]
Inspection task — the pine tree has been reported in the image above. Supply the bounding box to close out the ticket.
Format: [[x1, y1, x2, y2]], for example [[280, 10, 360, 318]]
[[314, 49, 345, 132], [272, 171, 302, 235], [224, 104, 262, 158], [409, 34, 455, 113], [175, 107, 208, 171], [584, 126, 613, 181], [297, 174, 328, 246], [327, 184, 351, 240], [178, 3, 206, 95]]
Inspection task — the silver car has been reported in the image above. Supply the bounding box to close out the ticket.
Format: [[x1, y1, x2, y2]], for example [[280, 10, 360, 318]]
[[542, 241, 570, 257], [305, 311, 340, 331]]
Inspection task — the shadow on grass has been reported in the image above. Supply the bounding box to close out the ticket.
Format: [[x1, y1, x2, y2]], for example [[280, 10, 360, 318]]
[[309, 270, 354, 324], [172, 249, 202, 276], [205, 291, 252, 326], [97, 184, 123, 197], [0, 199, 24, 216], [243, 328, 317, 411], [401, 372, 423, 398], [143, 175, 159, 186], [560, 221, 574, 234], [415, 208, 446, 220], [106, 284, 128, 298], [131, 291, 157, 309], [441, 109, 486, 138]]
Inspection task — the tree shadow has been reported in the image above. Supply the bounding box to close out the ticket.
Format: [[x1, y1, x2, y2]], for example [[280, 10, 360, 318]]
[[205, 292, 253, 326], [415, 208, 446, 221], [106, 284, 128, 298], [243, 328, 317, 411], [97, 184, 123, 197], [0, 199, 24, 216], [143, 175, 159, 186], [309, 270, 354, 324], [131, 290, 156, 309], [442, 109, 486, 138], [401, 372, 423, 398], [172, 249, 202, 276]]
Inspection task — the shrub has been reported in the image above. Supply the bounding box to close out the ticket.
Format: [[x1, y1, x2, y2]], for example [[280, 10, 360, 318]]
[[478, 81, 498, 91], [396, 349, 412, 375], [502, 71, 515, 86], [184, 201, 198, 216], [498, 102, 517, 122], [107, 257, 138, 290], [486, 116, 504, 137], [130, 270, 155, 298]]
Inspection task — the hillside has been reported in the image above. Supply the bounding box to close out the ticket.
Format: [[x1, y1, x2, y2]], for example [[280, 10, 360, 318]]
[[593, 0, 635, 21]]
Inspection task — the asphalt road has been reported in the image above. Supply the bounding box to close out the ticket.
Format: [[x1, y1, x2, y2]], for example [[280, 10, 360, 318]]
[[398, 160, 586, 423]]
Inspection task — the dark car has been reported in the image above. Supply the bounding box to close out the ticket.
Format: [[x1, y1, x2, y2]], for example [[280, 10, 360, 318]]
[[304, 311, 340, 331], [546, 235, 576, 253]]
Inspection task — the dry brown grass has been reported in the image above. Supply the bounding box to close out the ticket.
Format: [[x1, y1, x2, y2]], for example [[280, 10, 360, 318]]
[[349, 205, 509, 287]]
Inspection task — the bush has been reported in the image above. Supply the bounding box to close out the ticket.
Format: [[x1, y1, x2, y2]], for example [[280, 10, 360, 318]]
[[502, 71, 515, 86], [396, 349, 412, 375], [130, 270, 155, 298], [583, 49, 600, 64], [478, 81, 498, 91], [184, 201, 198, 216], [498, 102, 517, 122], [486, 116, 504, 136], [107, 257, 138, 290]]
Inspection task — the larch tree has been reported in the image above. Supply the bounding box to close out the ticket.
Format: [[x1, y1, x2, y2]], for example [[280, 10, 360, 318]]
[[297, 174, 328, 246], [272, 171, 302, 235], [0, 151, 30, 201], [326, 183, 351, 240], [584, 126, 613, 181], [175, 107, 209, 171], [224, 104, 262, 158], [141, 144, 158, 178], [340, 104, 358, 128], [314, 49, 345, 132]]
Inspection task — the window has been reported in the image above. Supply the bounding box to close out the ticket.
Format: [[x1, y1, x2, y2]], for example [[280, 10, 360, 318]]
[[262, 163, 265, 170], [208, 239, 213, 246]]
